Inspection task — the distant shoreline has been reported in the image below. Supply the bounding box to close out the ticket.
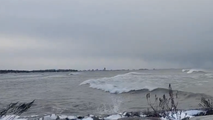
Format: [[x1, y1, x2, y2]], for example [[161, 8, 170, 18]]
[[0, 68, 152, 74], [0, 69, 78, 74]]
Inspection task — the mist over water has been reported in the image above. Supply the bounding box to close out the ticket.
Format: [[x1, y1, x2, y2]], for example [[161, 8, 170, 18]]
[[0, 69, 213, 118]]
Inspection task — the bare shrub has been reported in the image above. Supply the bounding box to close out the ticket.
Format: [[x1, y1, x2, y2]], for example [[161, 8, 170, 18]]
[[145, 84, 179, 119], [199, 97, 213, 110]]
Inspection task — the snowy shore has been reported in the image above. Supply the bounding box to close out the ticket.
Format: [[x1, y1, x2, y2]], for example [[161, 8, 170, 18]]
[[0, 109, 211, 120]]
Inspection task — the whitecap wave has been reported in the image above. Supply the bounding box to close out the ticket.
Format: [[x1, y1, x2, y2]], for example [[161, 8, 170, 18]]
[[182, 69, 206, 74], [182, 69, 189, 72], [80, 72, 164, 94], [204, 73, 213, 78]]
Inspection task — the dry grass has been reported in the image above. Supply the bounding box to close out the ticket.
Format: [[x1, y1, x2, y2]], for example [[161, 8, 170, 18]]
[[0, 100, 35, 117]]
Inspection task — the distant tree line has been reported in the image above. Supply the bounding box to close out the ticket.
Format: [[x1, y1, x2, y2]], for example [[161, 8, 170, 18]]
[[0, 69, 78, 74]]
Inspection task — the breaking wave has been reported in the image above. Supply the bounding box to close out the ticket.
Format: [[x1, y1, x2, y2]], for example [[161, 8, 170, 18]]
[[80, 72, 166, 94], [182, 69, 207, 74]]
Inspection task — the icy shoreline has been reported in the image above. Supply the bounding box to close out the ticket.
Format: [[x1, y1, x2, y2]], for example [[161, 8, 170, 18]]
[[0, 109, 211, 120]]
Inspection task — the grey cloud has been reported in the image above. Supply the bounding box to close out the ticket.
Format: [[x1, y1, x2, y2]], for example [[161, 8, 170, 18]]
[[0, 0, 213, 69]]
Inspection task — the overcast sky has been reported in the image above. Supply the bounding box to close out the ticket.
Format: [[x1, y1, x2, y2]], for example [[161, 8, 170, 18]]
[[0, 0, 213, 70]]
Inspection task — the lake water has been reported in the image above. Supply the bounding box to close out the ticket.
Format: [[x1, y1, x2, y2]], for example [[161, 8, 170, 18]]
[[0, 69, 213, 118]]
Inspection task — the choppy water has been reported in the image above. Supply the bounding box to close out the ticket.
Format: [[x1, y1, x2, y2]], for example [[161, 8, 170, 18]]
[[0, 69, 213, 117]]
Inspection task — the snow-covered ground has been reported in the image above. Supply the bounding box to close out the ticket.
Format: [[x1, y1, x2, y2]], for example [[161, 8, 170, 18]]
[[0, 109, 207, 120]]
